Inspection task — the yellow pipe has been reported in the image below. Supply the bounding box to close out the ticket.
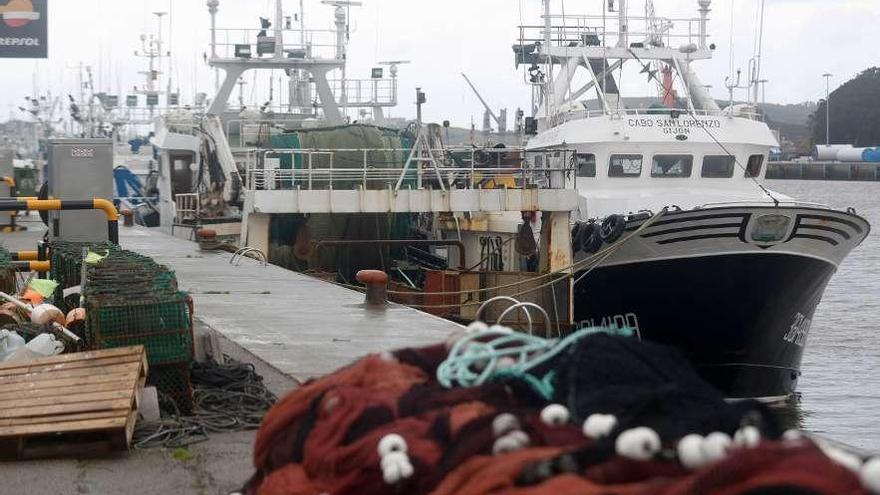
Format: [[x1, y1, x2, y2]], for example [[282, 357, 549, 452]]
[[30, 261, 50, 272], [93, 198, 120, 221], [24, 199, 60, 210], [15, 251, 38, 261], [1, 176, 13, 187], [13, 261, 50, 272]]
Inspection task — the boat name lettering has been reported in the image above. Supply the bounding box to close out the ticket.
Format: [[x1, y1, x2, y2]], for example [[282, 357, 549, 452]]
[[577, 312, 641, 338], [783, 312, 812, 347], [627, 118, 722, 131]]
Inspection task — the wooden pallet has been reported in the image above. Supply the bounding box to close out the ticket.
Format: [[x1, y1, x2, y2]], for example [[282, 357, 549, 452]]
[[0, 345, 147, 460]]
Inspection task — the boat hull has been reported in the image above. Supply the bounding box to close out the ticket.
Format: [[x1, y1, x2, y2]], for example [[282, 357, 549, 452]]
[[572, 206, 869, 399]]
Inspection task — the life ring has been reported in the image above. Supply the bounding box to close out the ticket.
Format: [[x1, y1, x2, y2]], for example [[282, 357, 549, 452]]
[[599, 215, 626, 243], [577, 222, 604, 254]]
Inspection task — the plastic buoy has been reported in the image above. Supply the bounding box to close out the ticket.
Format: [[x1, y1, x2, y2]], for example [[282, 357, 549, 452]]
[[582, 414, 618, 439], [380, 451, 409, 470], [860, 457, 880, 494], [615, 427, 662, 461], [540, 404, 571, 426], [492, 413, 521, 437], [782, 429, 803, 442], [20, 288, 44, 305], [30, 304, 65, 326], [492, 430, 530, 455], [377, 434, 408, 457], [381, 452, 413, 484], [701, 432, 732, 464], [733, 426, 761, 449], [677, 434, 707, 470]]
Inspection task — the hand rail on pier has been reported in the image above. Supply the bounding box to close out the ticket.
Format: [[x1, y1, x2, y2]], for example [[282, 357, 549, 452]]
[[0, 199, 120, 244]]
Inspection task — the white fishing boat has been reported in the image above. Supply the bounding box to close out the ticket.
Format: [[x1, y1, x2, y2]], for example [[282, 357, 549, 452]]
[[517, 0, 870, 398]]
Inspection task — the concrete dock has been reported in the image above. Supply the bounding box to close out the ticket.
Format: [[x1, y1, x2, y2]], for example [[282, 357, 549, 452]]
[[0, 222, 463, 494], [119, 225, 462, 381]]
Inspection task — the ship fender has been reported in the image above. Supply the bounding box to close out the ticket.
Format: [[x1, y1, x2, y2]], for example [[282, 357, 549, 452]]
[[574, 222, 603, 254], [600, 214, 626, 243]]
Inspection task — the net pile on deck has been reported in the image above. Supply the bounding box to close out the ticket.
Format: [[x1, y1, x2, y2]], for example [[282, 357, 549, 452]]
[[245, 325, 880, 495]]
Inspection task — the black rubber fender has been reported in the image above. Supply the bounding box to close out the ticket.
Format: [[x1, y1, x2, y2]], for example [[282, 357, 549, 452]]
[[578, 222, 604, 254], [571, 223, 583, 254], [599, 214, 626, 243]]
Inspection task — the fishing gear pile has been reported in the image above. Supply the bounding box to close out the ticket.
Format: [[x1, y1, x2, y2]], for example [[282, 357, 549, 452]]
[[51, 240, 195, 412], [244, 324, 880, 494], [133, 356, 278, 449]]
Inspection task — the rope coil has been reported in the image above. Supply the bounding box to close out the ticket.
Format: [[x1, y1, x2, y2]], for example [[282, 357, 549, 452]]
[[437, 325, 636, 398]]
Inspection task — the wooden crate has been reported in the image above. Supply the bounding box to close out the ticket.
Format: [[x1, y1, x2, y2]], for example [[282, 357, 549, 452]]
[[0, 345, 147, 460]]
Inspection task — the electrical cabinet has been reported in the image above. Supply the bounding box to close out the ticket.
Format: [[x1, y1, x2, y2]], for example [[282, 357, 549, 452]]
[[47, 139, 114, 242]]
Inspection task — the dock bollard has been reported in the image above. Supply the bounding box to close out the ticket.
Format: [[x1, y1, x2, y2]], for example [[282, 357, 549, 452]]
[[196, 229, 219, 250], [356, 270, 388, 306]]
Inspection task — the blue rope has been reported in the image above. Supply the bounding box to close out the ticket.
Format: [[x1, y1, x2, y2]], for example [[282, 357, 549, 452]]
[[437, 326, 635, 398]]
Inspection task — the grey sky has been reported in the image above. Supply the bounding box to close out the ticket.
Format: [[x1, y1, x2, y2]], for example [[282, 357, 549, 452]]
[[0, 0, 876, 126]]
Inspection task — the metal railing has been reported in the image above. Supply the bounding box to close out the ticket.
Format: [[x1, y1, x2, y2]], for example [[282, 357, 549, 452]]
[[211, 28, 339, 60], [245, 147, 577, 192], [175, 193, 200, 222], [327, 79, 398, 107], [698, 200, 830, 210], [518, 15, 705, 48]]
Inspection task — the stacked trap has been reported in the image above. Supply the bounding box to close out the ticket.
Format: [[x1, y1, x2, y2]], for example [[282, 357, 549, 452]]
[[49, 241, 116, 312], [50, 241, 195, 413], [0, 245, 13, 294]]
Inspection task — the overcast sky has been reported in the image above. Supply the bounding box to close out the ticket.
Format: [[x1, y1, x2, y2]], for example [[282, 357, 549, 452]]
[[1, 0, 877, 126]]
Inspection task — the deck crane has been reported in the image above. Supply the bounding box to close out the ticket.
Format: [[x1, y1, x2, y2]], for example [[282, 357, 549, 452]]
[[461, 73, 507, 133]]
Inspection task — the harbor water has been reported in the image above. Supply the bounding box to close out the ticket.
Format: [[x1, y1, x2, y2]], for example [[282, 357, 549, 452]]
[[771, 180, 880, 451]]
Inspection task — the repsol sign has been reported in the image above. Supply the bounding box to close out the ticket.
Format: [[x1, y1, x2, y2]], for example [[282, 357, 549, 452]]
[[0, 0, 47, 59]]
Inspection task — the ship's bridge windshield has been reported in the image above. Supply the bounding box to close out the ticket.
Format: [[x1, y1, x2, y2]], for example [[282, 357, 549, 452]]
[[572, 152, 768, 180]]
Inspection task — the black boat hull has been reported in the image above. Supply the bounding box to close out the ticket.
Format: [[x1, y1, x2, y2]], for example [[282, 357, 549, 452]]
[[566, 200, 880, 399], [573, 252, 837, 398]]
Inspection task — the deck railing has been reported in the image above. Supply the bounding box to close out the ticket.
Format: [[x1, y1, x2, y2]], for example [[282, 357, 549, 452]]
[[174, 193, 200, 222], [244, 147, 577, 192]]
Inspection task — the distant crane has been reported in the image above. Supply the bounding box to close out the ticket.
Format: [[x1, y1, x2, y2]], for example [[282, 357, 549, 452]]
[[461, 73, 507, 133]]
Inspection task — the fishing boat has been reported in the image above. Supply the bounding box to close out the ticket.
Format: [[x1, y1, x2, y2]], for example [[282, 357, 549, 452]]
[[517, 0, 870, 398]]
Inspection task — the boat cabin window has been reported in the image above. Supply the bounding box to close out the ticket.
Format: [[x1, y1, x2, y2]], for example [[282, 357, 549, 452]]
[[608, 154, 643, 178], [533, 154, 544, 168], [651, 155, 693, 178], [576, 153, 596, 177], [701, 155, 735, 178], [745, 154, 765, 178]]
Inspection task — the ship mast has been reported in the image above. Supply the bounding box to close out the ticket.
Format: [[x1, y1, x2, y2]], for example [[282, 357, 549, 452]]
[[542, 0, 553, 116]]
